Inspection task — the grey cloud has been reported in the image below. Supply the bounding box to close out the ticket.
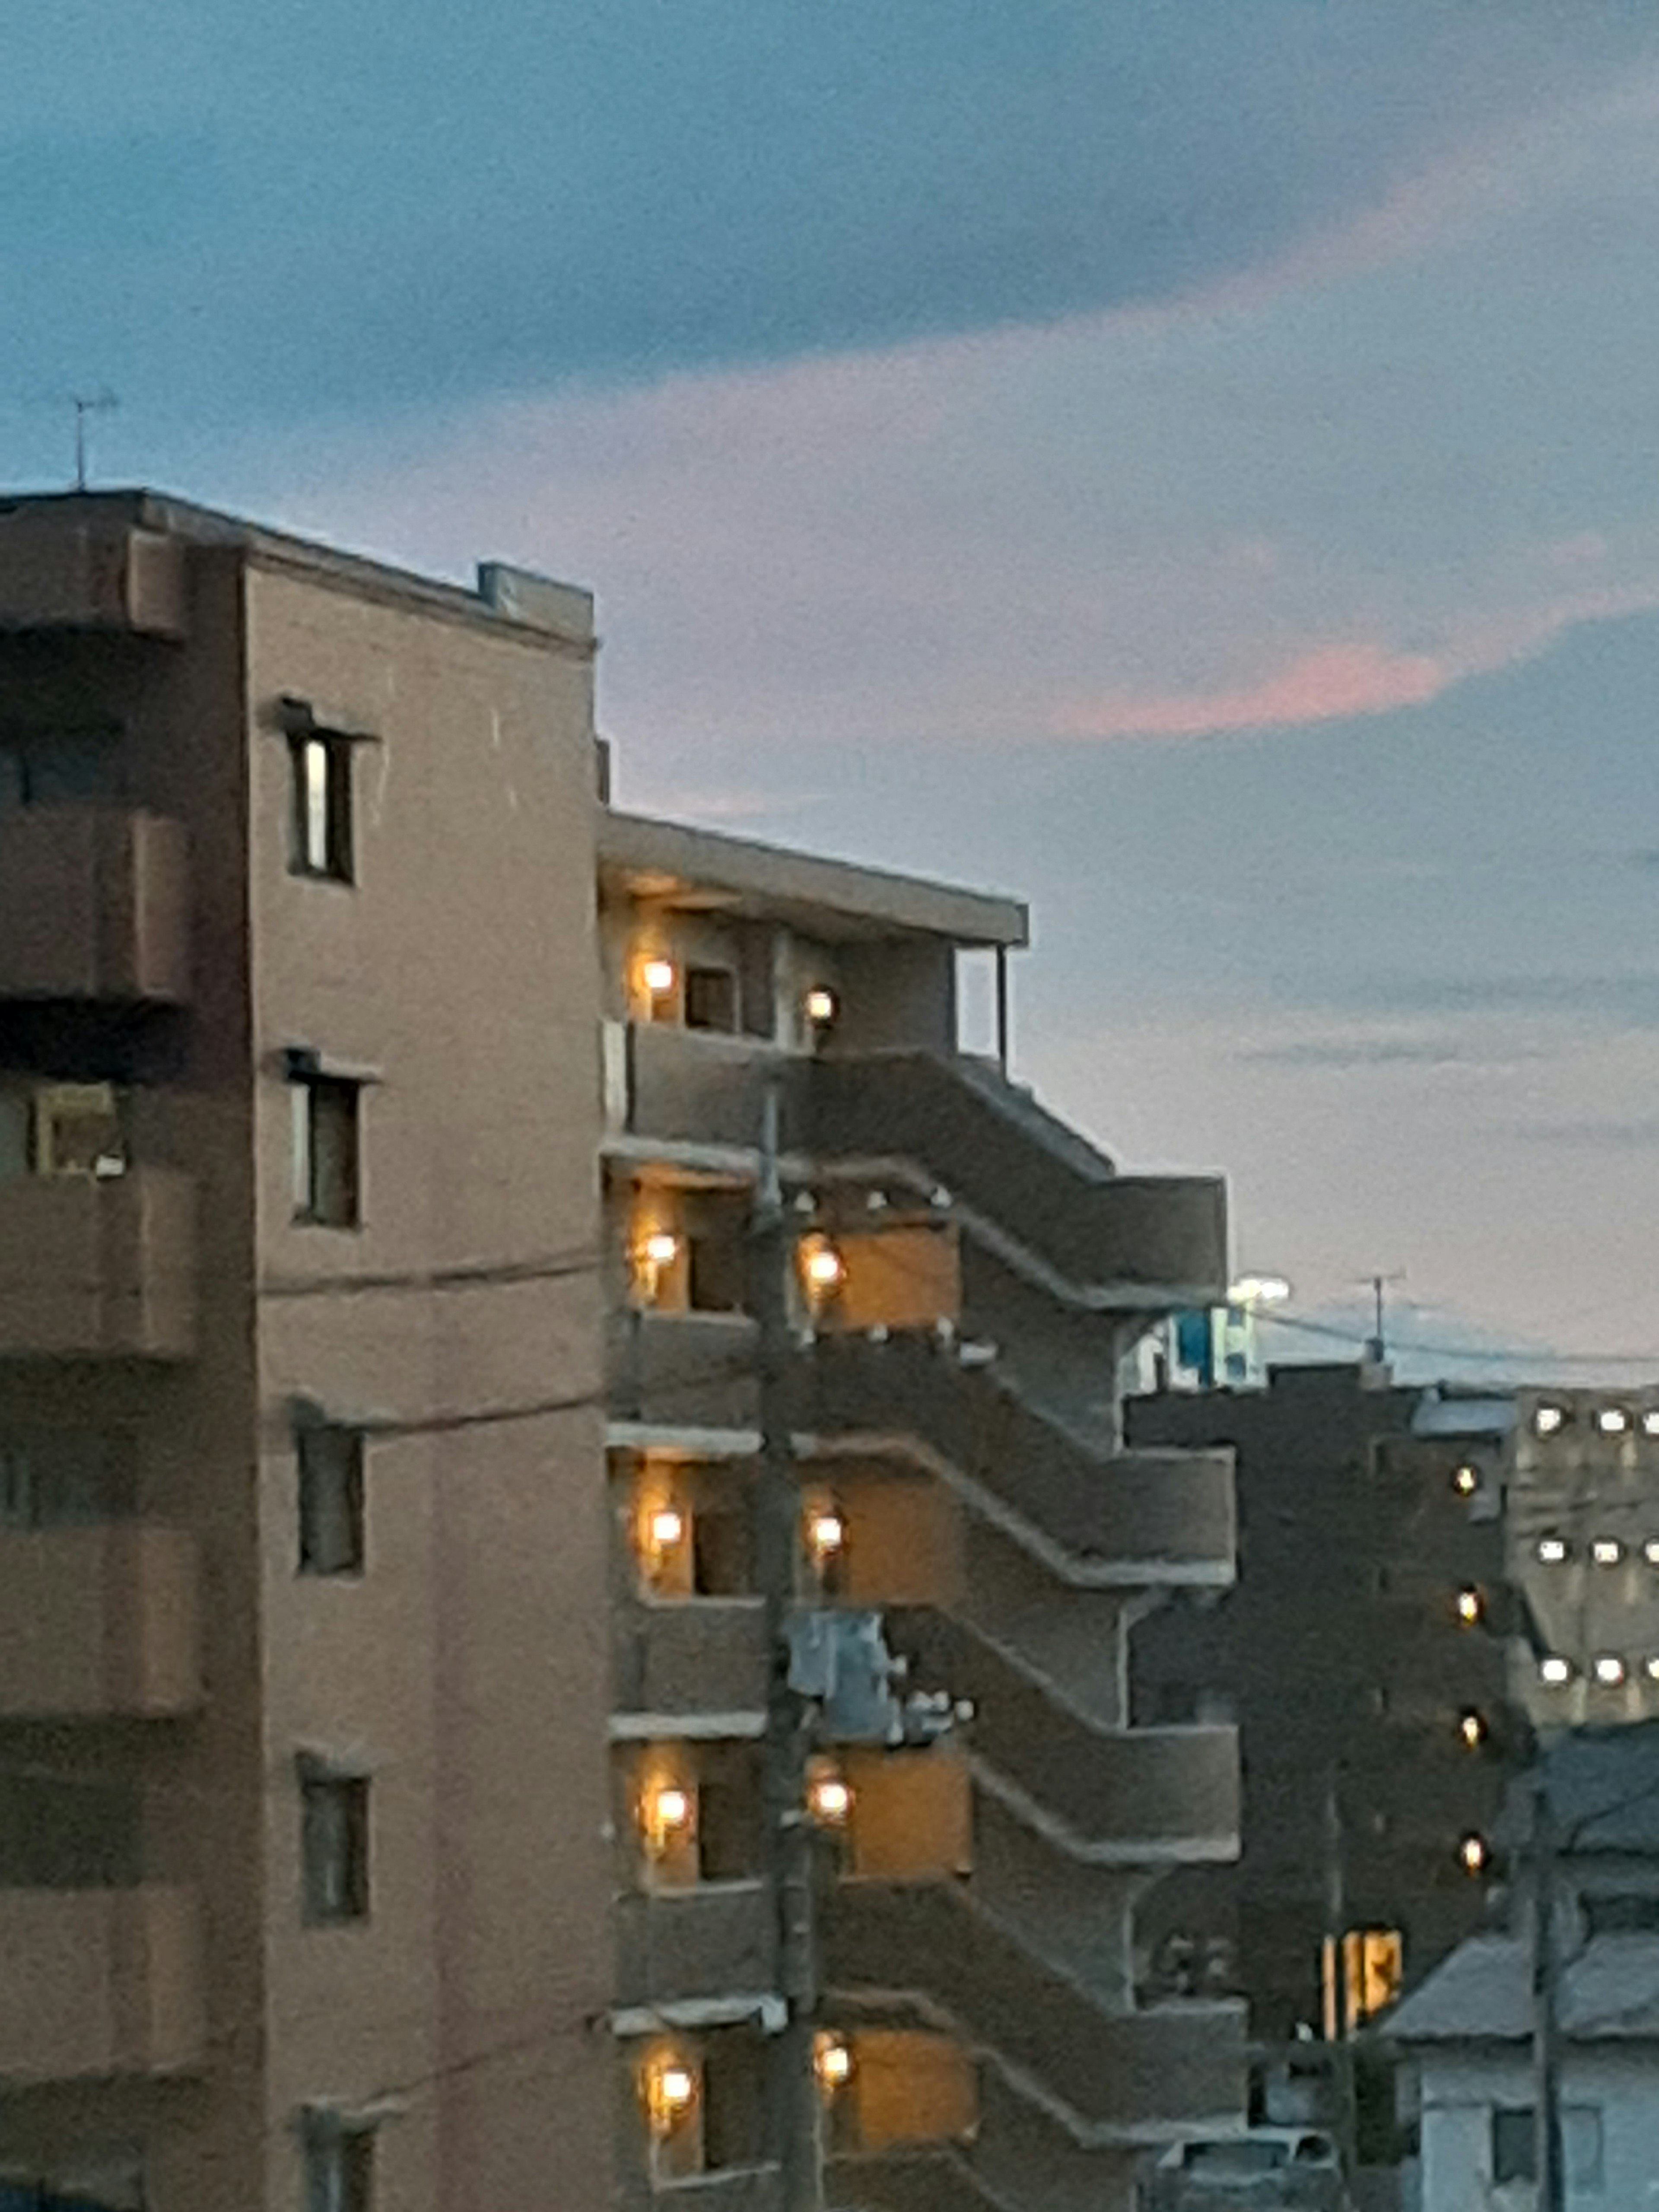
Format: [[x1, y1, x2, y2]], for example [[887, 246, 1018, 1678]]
[[1506, 1116, 1659, 1151]]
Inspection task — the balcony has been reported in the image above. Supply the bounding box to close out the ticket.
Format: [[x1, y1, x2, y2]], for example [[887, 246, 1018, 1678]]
[[604, 1028, 1227, 1305], [797, 1336, 1234, 1584], [825, 1881, 1245, 2139], [616, 1883, 775, 2008], [0, 809, 190, 1003], [0, 1526, 200, 1719], [0, 1885, 204, 2082], [608, 1309, 760, 1433], [887, 1610, 1237, 1860], [613, 1599, 769, 1721], [0, 521, 188, 638], [0, 1168, 196, 1360], [826, 2151, 1004, 2212]]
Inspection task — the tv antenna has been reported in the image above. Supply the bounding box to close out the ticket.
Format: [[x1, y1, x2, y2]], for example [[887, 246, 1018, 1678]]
[[69, 389, 119, 492], [1359, 1270, 1406, 1363]]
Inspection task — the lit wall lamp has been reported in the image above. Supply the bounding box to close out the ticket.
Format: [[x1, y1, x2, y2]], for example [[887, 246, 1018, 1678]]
[[814, 2034, 852, 2091], [807, 1763, 853, 1826], [639, 956, 677, 1000], [1535, 1405, 1566, 1437], [1539, 1656, 1572, 1686], [805, 987, 839, 1029], [1458, 1833, 1488, 1876], [801, 1236, 847, 1301], [1452, 1464, 1478, 1497], [643, 2055, 699, 2133], [639, 1499, 689, 1583], [634, 1226, 681, 1303], [805, 1506, 846, 1569], [1454, 1587, 1484, 1626], [1644, 1412, 1659, 1438], [1457, 1710, 1487, 1750], [641, 1780, 696, 1858], [1594, 1654, 1627, 1687], [1599, 1407, 1630, 1436]]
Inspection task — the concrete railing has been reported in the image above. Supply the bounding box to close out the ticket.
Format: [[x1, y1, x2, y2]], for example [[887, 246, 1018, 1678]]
[[0, 1525, 201, 1719], [615, 1882, 775, 2009], [0, 1168, 197, 1360], [796, 1335, 1234, 1580], [825, 1880, 1245, 2140], [825, 2150, 1008, 2212], [0, 1885, 204, 2082], [610, 1027, 1227, 1306], [612, 1598, 770, 1720], [607, 1308, 760, 1432], [885, 1608, 1237, 1860], [0, 807, 191, 1003], [0, 522, 188, 637]]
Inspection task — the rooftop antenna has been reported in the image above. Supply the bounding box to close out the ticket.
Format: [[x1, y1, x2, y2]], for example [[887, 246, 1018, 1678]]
[[1361, 1270, 1405, 1364], [69, 389, 118, 492]]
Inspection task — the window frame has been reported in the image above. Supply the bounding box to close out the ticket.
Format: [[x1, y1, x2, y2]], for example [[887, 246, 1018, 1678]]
[[297, 1421, 366, 1578], [304, 2121, 374, 2212], [300, 1771, 371, 1926], [289, 730, 356, 885], [291, 1074, 363, 1229]]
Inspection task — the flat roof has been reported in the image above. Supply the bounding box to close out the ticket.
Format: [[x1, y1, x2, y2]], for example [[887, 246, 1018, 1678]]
[[0, 488, 594, 649], [599, 809, 1028, 949]]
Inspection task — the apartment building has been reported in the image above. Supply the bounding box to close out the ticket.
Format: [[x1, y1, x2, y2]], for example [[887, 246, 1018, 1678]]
[[0, 489, 1245, 2212], [1128, 1367, 1520, 2059], [598, 815, 1246, 2211], [0, 493, 612, 2212]]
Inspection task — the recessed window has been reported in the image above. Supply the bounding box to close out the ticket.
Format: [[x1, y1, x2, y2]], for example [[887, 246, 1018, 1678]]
[[292, 1076, 361, 1228], [684, 966, 737, 1033], [305, 2123, 374, 2212], [0, 1432, 132, 1529], [290, 732, 354, 883], [301, 1773, 369, 1924], [0, 728, 121, 813], [298, 1423, 365, 1577]]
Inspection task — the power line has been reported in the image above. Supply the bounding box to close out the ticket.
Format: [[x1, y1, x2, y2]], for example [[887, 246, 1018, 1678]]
[[1256, 1305, 1658, 1371]]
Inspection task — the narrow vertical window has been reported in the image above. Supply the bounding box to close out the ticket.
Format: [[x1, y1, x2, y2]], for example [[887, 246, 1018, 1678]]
[[291, 1076, 361, 1227], [305, 2123, 374, 2212], [291, 733, 353, 882], [298, 1422, 365, 1576], [301, 1772, 369, 1923]]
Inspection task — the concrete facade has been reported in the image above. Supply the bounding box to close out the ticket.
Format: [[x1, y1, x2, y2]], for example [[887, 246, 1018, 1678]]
[[0, 493, 612, 2212], [0, 489, 1244, 2212], [599, 815, 1246, 2212]]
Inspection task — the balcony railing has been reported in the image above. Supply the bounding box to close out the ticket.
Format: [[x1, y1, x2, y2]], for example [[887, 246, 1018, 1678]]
[[797, 1335, 1234, 1583], [885, 1608, 1237, 1859], [613, 1598, 770, 1720], [0, 1168, 196, 1360], [607, 1025, 1227, 1304], [0, 521, 188, 637], [0, 808, 190, 1003], [0, 1885, 204, 2082], [825, 1880, 1245, 2139], [607, 1308, 760, 1433], [0, 1525, 201, 1718], [615, 1882, 775, 2008]]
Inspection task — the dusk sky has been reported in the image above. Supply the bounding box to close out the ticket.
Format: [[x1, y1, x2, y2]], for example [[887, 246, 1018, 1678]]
[[9, 3, 1659, 1377]]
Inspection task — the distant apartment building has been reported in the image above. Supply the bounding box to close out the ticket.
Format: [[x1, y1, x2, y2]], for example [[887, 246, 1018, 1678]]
[[0, 490, 1244, 2212], [1130, 1368, 1659, 2068]]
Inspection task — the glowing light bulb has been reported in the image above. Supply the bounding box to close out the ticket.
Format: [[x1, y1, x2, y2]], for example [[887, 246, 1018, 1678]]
[[807, 1510, 845, 1560], [1459, 1834, 1488, 1875], [644, 1231, 680, 1268], [648, 1507, 685, 1550], [1538, 1536, 1567, 1564], [802, 1240, 846, 1290], [1599, 1408, 1630, 1435], [641, 958, 676, 996], [815, 2035, 852, 2088], [1456, 1588, 1482, 1625], [805, 988, 838, 1025], [1458, 1711, 1486, 1749], [1539, 1656, 1572, 1686], [1452, 1464, 1478, 1497], [808, 1773, 852, 1825], [1592, 1539, 1623, 1567], [1535, 1405, 1566, 1437], [1594, 1655, 1626, 1686]]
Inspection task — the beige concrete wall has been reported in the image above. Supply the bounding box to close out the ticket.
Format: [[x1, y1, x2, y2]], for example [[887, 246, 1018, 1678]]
[[241, 559, 610, 2212]]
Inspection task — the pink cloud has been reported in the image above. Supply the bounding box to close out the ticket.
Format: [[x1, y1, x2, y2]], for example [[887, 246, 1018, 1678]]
[[1056, 641, 1451, 739]]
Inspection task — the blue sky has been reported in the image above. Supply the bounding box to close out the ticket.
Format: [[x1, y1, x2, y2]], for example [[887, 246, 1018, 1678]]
[[8, 3, 1659, 1374]]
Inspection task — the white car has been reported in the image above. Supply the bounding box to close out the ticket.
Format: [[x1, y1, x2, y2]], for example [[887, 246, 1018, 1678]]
[[1147, 2129, 1352, 2211]]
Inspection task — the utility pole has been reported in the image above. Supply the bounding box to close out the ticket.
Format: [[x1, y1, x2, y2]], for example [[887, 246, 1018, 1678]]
[[751, 1076, 821, 2212], [1531, 1769, 1565, 2211], [1323, 1768, 1357, 2177]]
